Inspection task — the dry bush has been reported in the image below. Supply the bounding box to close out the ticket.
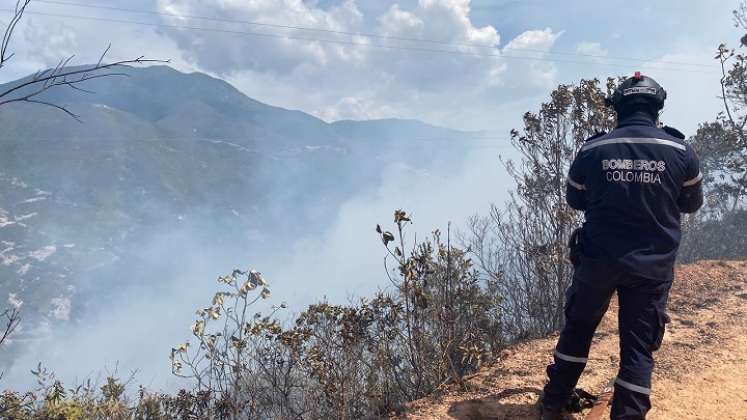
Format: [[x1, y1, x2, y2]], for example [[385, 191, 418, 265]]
[[0, 365, 216, 420], [679, 9, 747, 261], [165, 210, 503, 420], [0, 213, 501, 420], [467, 79, 617, 340], [169, 269, 295, 419]]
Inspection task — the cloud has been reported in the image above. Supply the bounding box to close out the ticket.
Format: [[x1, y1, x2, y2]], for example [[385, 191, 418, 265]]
[[22, 18, 79, 68], [641, 51, 723, 134], [0, 0, 738, 135], [500, 28, 563, 89], [370, 0, 503, 90], [0, 5, 191, 83], [151, 0, 514, 130], [573, 41, 608, 65], [155, 0, 367, 76], [0, 0, 568, 132], [380, 0, 500, 47], [316, 96, 396, 121], [155, 0, 504, 89], [0, 16, 81, 81], [575, 41, 608, 57], [377, 4, 425, 36], [7, 293, 23, 309], [503, 28, 560, 52]]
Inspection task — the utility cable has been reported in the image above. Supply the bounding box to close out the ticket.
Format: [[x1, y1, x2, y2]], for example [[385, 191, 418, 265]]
[[32, 0, 714, 69], [0, 8, 718, 75]]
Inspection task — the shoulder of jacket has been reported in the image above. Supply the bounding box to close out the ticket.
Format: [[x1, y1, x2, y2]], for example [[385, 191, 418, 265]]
[[662, 125, 685, 139], [584, 131, 607, 142]]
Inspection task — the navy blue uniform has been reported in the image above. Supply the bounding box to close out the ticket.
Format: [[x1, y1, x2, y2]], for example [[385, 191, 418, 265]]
[[543, 113, 703, 419]]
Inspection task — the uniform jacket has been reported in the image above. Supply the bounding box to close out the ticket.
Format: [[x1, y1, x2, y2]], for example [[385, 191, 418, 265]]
[[566, 112, 704, 280]]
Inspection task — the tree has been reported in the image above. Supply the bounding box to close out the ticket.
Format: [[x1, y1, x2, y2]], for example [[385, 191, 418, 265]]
[[707, 43, 747, 211], [0, 0, 165, 120], [678, 2, 747, 261], [699, 0, 747, 211], [468, 79, 617, 339]]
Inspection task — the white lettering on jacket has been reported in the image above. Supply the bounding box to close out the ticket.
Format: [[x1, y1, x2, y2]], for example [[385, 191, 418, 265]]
[[602, 159, 665, 185]]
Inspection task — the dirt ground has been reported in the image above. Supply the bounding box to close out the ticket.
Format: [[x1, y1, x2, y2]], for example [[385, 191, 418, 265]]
[[398, 260, 747, 420]]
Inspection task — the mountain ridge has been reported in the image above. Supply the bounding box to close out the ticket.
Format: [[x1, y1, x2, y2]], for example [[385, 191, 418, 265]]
[[0, 64, 463, 144], [0, 64, 479, 353]]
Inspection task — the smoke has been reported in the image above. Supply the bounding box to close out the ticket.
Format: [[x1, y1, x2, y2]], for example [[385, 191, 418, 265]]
[[1, 141, 514, 392], [269, 146, 512, 307]]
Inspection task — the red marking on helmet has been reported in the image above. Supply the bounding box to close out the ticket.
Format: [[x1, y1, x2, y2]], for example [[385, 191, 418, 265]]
[[634, 71, 642, 80]]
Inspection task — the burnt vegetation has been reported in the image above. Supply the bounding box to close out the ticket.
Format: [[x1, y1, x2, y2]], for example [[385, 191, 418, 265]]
[[160, 211, 504, 419]]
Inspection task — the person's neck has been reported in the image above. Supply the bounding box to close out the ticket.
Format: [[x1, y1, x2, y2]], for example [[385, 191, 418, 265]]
[[617, 111, 657, 128]]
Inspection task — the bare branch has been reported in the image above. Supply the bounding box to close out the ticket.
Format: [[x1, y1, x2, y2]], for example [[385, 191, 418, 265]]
[[0, 0, 31, 70], [0, 0, 169, 120], [24, 99, 81, 121], [0, 307, 21, 348], [67, 83, 96, 94]]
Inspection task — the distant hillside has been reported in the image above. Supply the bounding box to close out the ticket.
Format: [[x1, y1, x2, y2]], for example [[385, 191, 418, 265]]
[[0, 65, 478, 340]]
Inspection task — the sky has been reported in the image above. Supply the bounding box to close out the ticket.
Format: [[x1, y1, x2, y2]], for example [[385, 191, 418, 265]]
[[1, 0, 745, 391], [0, 0, 742, 135]]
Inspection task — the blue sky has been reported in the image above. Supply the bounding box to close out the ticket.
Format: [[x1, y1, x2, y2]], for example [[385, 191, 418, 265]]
[[1, 0, 742, 135]]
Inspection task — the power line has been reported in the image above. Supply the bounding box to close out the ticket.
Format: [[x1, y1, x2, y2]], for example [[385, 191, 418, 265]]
[[0, 8, 718, 75], [160, 136, 512, 143], [9, 136, 515, 146], [33, 0, 714, 69], [37, 0, 500, 49]]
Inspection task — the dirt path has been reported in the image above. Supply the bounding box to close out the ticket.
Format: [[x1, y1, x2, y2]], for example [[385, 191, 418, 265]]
[[399, 260, 747, 420]]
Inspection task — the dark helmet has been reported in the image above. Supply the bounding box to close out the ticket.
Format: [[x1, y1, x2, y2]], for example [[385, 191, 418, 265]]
[[605, 72, 667, 113]]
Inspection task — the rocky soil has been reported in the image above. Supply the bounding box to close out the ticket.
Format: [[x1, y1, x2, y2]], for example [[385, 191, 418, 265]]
[[399, 260, 747, 420]]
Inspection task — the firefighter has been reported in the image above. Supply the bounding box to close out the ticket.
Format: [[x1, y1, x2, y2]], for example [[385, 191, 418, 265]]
[[540, 73, 704, 419]]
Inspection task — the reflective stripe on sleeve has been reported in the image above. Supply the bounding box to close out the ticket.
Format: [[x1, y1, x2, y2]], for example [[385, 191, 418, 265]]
[[615, 377, 651, 395], [567, 177, 586, 191], [581, 137, 687, 152], [554, 349, 588, 364], [683, 171, 703, 187]]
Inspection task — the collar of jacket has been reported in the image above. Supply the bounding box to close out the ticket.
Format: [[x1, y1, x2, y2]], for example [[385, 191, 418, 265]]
[[616, 111, 657, 128]]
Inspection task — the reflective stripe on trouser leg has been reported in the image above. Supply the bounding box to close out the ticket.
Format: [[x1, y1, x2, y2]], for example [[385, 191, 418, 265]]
[[543, 308, 597, 408], [615, 377, 651, 395], [543, 350, 587, 408], [611, 378, 652, 419], [543, 263, 615, 408], [611, 278, 671, 419], [554, 349, 588, 364]]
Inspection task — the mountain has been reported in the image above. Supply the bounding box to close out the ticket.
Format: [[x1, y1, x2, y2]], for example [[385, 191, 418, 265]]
[[0, 65, 478, 340]]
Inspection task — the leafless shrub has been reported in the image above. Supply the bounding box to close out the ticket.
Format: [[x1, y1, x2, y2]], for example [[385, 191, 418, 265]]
[[169, 268, 291, 419], [467, 79, 617, 339], [373, 211, 504, 391], [164, 211, 503, 419], [679, 8, 747, 261]]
